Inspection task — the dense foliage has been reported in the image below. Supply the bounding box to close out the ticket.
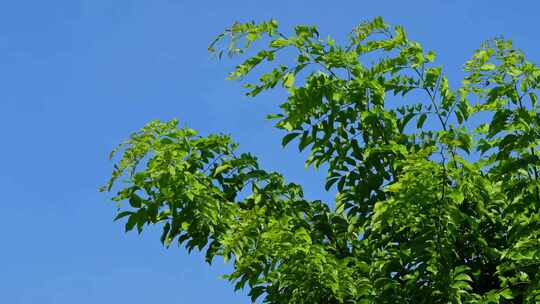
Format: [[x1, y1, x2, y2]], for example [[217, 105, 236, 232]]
[[103, 17, 540, 303]]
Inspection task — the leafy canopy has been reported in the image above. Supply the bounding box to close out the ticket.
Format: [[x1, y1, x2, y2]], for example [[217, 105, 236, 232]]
[[103, 17, 540, 303]]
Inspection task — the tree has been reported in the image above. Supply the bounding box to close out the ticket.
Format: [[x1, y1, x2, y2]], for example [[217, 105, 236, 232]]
[[102, 17, 540, 303]]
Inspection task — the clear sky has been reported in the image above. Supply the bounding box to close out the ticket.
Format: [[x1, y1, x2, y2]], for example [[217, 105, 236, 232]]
[[1, 1, 539, 303]]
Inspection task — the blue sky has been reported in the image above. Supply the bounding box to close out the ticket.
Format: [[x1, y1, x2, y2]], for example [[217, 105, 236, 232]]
[[1, 1, 539, 303]]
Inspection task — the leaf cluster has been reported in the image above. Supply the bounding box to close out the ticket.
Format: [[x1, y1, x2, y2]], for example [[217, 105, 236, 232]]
[[104, 17, 540, 303]]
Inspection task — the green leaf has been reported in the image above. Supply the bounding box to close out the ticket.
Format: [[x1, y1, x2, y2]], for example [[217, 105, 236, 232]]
[[454, 273, 472, 282], [499, 289, 514, 300], [270, 38, 290, 48], [281, 132, 301, 147], [298, 131, 310, 151], [449, 191, 465, 204], [283, 73, 295, 88], [530, 92, 538, 107], [426, 51, 436, 62], [325, 177, 339, 191], [480, 63, 496, 71], [416, 113, 427, 129], [266, 113, 284, 120], [213, 164, 232, 177], [114, 211, 132, 221], [125, 213, 138, 232]]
